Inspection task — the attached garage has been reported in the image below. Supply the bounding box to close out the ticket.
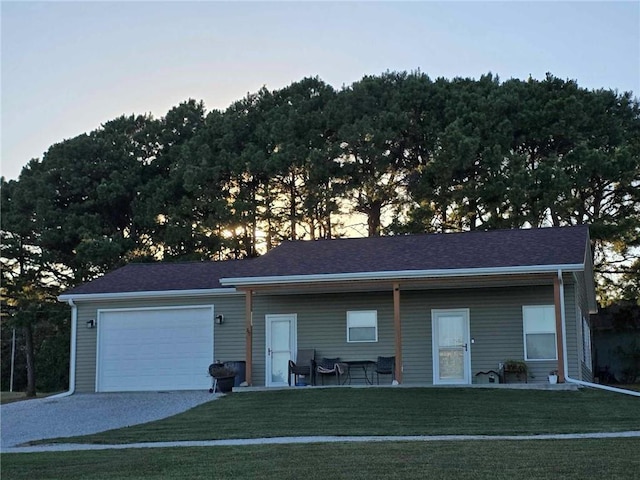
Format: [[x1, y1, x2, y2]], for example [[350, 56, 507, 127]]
[[96, 306, 214, 392]]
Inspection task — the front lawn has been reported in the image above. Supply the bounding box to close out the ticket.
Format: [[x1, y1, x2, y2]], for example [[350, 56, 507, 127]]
[[38, 387, 640, 445], [3, 439, 640, 480], [0, 392, 55, 405]]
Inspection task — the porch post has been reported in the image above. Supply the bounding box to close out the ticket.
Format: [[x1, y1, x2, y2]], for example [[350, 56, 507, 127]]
[[553, 276, 566, 382], [393, 282, 402, 383], [245, 289, 253, 386]]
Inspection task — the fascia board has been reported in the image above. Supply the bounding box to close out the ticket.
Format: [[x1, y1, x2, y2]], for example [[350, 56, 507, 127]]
[[220, 263, 586, 287], [57, 288, 241, 303]]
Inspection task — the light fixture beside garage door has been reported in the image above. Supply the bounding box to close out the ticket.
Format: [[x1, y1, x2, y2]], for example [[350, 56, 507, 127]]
[[215, 314, 224, 325], [86, 319, 96, 329]]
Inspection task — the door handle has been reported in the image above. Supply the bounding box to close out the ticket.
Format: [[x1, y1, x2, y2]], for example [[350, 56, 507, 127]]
[[268, 348, 272, 356], [463, 343, 468, 351]]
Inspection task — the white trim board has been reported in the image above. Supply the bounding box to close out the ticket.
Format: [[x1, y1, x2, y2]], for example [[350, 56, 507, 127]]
[[59, 288, 240, 303], [220, 264, 586, 287]]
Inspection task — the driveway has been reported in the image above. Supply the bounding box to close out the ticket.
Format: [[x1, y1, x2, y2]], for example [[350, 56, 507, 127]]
[[0, 391, 216, 451]]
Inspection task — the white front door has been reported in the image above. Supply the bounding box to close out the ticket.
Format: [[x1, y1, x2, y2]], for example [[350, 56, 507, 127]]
[[432, 309, 471, 385], [265, 314, 297, 387]]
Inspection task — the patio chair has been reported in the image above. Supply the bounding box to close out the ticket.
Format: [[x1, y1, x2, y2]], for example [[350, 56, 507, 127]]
[[375, 356, 395, 384], [316, 357, 345, 385], [288, 349, 316, 386]]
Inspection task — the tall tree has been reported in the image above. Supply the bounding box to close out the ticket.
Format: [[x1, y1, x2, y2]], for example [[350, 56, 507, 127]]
[[337, 72, 432, 236], [134, 100, 227, 260], [404, 74, 514, 232], [1, 177, 69, 395], [265, 77, 343, 242], [219, 88, 274, 257]]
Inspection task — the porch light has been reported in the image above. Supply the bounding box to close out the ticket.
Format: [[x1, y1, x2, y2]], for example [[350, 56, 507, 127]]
[[86, 319, 96, 329], [215, 314, 225, 325]]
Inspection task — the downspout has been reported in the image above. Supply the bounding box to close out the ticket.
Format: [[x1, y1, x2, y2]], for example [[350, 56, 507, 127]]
[[49, 299, 77, 398], [558, 270, 640, 397]]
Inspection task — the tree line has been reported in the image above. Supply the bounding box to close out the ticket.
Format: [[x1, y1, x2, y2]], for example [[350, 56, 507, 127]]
[[2, 71, 639, 394]]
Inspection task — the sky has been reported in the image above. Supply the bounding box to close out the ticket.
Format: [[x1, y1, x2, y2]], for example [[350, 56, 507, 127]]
[[2, 1, 639, 181]]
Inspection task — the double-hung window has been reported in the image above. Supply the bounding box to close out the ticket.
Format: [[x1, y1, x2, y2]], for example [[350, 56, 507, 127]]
[[347, 310, 378, 343], [523, 305, 557, 360]]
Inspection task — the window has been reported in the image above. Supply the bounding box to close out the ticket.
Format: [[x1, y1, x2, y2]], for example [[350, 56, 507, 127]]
[[523, 305, 557, 360], [347, 310, 377, 343]]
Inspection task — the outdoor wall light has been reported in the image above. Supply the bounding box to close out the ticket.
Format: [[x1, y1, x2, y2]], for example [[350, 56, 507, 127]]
[[86, 319, 96, 329], [215, 314, 225, 325]]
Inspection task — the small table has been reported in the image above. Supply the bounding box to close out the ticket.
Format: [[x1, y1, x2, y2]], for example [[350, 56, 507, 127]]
[[343, 360, 376, 385]]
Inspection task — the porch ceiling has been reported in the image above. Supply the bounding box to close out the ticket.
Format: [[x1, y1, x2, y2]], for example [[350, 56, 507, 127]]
[[238, 272, 556, 296]]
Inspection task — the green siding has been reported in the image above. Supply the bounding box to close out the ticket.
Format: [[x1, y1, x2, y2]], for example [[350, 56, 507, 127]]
[[73, 294, 245, 392], [251, 285, 561, 386], [71, 277, 590, 390], [402, 286, 558, 384], [564, 281, 579, 379], [252, 293, 396, 386], [573, 272, 594, 382]]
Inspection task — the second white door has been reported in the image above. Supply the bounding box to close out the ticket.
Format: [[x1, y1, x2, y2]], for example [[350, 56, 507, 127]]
[[432, 309, 471, 385], [265, 314, 297, 387]]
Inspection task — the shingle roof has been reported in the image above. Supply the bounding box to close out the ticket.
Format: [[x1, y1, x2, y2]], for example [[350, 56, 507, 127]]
[[240, 225, 589, 279], [61, 226, 590, 296], [63, 260, 251, 295]]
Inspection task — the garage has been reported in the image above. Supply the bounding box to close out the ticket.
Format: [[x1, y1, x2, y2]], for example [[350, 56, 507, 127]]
[[96, 306, 214, 392]]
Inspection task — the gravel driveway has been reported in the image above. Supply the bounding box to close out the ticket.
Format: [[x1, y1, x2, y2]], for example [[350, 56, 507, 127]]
[[1, 391, 216, 451]]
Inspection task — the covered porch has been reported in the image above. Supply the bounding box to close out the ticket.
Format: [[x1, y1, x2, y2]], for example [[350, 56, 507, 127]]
[[230, 272, 573, 388]]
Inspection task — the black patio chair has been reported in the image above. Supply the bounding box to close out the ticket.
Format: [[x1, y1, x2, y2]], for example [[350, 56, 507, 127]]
[[316, 357, 345, 385], [375, 356, 395, 384], [288, 349, 316, 386]]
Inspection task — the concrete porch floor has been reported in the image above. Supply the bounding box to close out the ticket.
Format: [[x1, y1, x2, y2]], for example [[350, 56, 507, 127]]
[[232, 382, 581, 393]]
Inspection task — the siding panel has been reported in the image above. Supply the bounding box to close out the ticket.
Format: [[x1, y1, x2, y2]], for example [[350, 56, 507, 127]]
[[563, 281, 579, 378], [72, 280, 582, 390], [252, 293, 396, 386], [573, 272, 594, 382], [400, 286, 557, 384], [252, 285, 558, 386], [73, 295, 245, 392]]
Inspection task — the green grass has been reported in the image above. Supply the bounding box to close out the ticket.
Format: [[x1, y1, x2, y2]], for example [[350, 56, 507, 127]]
[[37, 387, 640, 445], [0, 391, 55, 405], [3, 439, 640, 479]]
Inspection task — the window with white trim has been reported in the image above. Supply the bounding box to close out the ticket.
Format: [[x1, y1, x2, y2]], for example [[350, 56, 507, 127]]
[[523, 305, 557, 360], [347, 310, 378, 343]]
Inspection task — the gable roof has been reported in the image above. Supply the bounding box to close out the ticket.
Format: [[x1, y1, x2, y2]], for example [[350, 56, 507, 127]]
[[59, 225, 592, 300], [221, 225, 591, 286], [60, 260, 250, 298]]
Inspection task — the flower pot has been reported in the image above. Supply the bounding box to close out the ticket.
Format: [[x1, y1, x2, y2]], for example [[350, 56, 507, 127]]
[[548, 374, 558, 384]]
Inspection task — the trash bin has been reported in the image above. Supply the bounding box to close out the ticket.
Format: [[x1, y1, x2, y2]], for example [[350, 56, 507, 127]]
[[223, 361, 246, 387]]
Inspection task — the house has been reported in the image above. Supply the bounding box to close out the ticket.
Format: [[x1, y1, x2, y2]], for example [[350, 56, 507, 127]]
[[58, 225, 597, 392]]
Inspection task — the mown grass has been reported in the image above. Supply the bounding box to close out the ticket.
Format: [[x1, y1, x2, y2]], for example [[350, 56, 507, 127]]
[[3, 438, 640, 480], [37, 387, 640, 445], [0, 392, 55, 405]]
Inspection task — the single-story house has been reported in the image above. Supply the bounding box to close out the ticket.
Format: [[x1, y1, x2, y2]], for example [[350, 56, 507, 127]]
[[58, 225, 597, 392]]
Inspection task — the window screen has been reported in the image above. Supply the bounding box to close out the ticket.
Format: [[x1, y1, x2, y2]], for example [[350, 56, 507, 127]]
[[347, 310, 378, 343]]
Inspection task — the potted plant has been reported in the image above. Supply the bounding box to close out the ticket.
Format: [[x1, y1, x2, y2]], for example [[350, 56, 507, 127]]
[[548, 370, 558, 384], [208, 363, 236, 393], [502, 360, 528, 383]]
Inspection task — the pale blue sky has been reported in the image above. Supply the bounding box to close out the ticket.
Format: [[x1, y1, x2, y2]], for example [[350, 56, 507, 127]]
[[2, 1, 639, 180]]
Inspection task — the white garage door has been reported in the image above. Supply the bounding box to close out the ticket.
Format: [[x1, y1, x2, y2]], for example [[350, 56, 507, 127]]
[[97, 306, 214, 392]]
